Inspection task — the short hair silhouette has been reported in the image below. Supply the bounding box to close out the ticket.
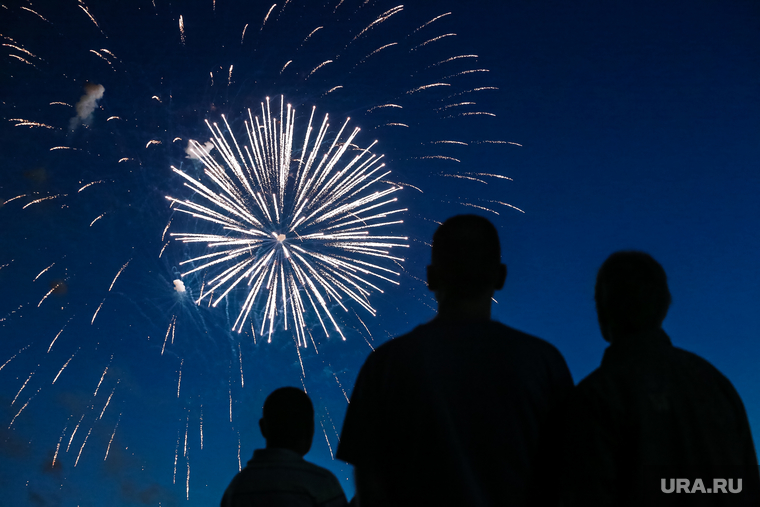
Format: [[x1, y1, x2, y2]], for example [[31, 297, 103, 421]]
[[430, 215, 501, 297], [261, 387, 314, 450], [595, 251, 671, 335]]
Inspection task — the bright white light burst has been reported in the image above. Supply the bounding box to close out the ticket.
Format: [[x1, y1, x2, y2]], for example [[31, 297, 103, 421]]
[[167, 96, 408, 345]]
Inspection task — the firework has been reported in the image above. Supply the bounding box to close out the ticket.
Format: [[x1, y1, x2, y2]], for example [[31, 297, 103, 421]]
[[168, 96, 408, 344]]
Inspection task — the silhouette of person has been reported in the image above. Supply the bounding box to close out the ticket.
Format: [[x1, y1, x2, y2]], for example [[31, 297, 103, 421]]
[[337, 214, 573, 507], [562, 251, 760, 506], [221, 387, 348, 507]]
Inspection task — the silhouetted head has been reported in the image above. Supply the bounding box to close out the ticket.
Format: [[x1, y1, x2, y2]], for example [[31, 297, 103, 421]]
[[259, 387, 314, 456], [427, 215, 507, 307], [595, 251, 671, 343]]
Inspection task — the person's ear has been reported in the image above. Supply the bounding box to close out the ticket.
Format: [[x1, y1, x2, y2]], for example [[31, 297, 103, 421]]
[[494, 264, 507, 290], [426, 265, 439, 291]]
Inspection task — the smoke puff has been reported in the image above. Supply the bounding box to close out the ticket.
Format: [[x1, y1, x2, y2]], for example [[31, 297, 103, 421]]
[[185, 140, 215, 160], [68, 83, 105, 131]]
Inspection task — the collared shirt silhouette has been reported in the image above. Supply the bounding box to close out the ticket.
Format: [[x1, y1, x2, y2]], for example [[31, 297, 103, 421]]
[[562, 251, 760, 506], [221, 387, 348, 507], [337, 215, 573, 507]]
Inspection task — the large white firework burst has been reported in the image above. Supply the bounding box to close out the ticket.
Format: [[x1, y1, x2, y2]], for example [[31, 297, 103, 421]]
[[167, 96, 408, 344]]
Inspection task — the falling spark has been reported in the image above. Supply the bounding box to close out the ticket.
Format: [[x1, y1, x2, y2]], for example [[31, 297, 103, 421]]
[[441, 69, 489, 81], [9, 394, 37, 429], [0, 345, 30, 372], [411, 33, 455, 51], [425, 54, 478, 70], [161, 316, 176, 355], [78, 0, 104, 36], [301, 26, 322, 45], [12, 370, 35, 405], [52, 424, 67, 467], [33, 262, 55, 281], [3, 194, 29, 205], [355, 42, 397, 68], [333, 372, 349, 403], [444, 111, 496, 118], [93, 356, 112, 396], [367, 103, 402, 112], [104, 413, 121, 461], [306, 59, 332, 79], [411, 12, 451, 35], [436, 102, 475, 111], [405, 83, 450, 94], [20, 6, 51, 23], [177, 359, 184, 398], [469, 172, 513, 181], [431, 140, 468, 145], [52, 349, 79, 384], [261, 4, 277, 30], [67, 414, 86, 452], [78, 180, 105, 192], [75, 427, 93, 466], [238, 348, 244, 388], [228, 64, 233, 86], [480, 199, 525, 214], [240, 23, 249, 44], [173, 431, 180, 484], [350, 5, 403, 44], [199, 406, 204, 450], [38, 281, 64, 307], [228, 384, 233, 423], [179, 15, 186, 45], [91, 298, 106, 324], [8, 54, 38, 69], [89, 213, 106, 226], [415, 155, 460, 163], [99, 385, 117, 419], [146, 139, 162, 148], [237, 431, 242, 471], [10, 119, 54, 129], [319, 420, 334, 459], [108, 259, 131, 291], [23, 194, 65, 209]]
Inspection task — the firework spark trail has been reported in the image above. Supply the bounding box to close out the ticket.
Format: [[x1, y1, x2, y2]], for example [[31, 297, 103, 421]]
[[168, 96, 408, 344], [0, 345, 31, 372], [67, 414, 86, 452], [177, 359, 184, 398], [75, 427, 93, 466], [33, 263, 56, 281], [332, 371, 349, 403], [53, 423, 68, 467], [93, 356, 112, 396], [91, 298, 106, 324], [319, 420, 334, 459], [23, 194, 65, 209], [52, 349, 79, 384], [9, 392, 38, 429], [99, 384, 117, 419], [37, 280, 65, 307], [199, 406, 204, 450], [12, 370, 35, 405], [90, 213, 107, 226], [104, 413, 121, 461]]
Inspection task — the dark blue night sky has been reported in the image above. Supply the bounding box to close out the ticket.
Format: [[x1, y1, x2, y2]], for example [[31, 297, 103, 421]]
[[1, 0, 758, 505]]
